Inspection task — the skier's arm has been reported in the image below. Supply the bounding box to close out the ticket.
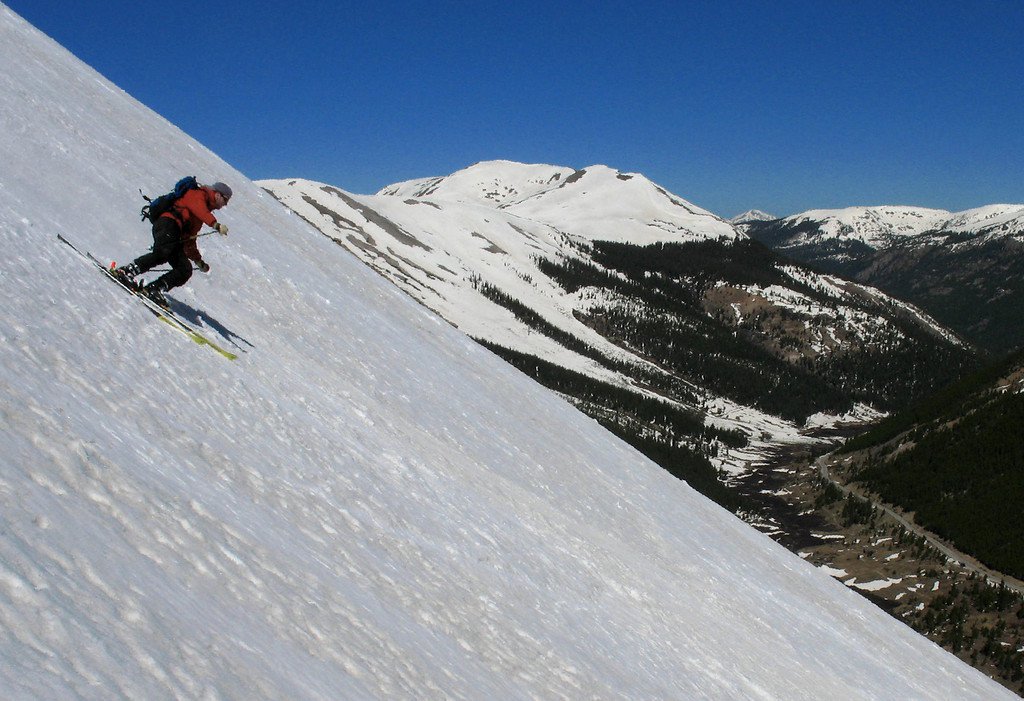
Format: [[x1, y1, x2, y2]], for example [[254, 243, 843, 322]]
[[180, 188, 218, 229], [183, 236, 203, 263]]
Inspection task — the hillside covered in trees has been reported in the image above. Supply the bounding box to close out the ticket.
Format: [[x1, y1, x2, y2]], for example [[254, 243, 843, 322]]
[[540, 240, 974, 421], [839, 349, 1024, 579]]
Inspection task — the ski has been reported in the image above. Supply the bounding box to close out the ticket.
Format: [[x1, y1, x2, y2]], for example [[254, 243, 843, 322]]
[[57, 233, 238, 360]]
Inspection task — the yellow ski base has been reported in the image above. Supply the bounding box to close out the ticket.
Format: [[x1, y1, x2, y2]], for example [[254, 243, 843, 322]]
[[157, 314, 238, 360]]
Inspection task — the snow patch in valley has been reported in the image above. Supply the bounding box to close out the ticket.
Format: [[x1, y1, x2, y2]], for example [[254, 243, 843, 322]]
[[804, 403, 887, 430]]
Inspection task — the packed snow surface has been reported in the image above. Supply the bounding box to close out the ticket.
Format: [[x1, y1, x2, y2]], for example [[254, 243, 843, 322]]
[[0, 5, 1012, 699]]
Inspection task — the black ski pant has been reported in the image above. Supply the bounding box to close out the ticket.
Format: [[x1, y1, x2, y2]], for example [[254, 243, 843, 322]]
[[132, 217, 193, 290]]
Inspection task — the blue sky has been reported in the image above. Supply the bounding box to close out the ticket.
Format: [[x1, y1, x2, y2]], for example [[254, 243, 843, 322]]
[[8, 0, 1023, 217]]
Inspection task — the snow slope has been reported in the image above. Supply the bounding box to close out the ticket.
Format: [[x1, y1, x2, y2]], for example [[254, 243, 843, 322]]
[[261, 178, 641, 385], [0, 5, 1012, 699]]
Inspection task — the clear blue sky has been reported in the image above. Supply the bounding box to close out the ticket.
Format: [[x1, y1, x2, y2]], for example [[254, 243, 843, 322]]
[[8, 0, 1023, 217]]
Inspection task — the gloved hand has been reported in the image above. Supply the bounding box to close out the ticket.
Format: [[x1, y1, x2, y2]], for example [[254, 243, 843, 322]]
[[196, 260, 210, 273], [213, 222, 229, 236]]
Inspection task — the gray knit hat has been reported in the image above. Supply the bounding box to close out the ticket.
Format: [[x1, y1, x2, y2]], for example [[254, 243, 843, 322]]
[[211, 181, 233, 201]]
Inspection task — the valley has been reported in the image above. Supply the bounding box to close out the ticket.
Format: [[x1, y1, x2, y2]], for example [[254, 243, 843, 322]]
[[737, 435, 1024, 695]]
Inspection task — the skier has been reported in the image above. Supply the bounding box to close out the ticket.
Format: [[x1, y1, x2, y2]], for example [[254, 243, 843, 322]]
[[114, 181, 232, 304]]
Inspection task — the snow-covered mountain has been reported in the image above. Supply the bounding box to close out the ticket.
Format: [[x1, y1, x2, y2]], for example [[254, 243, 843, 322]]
[[378, 160, 575, 206], [262, 170, 972, 483], [381, 160, 739, 245], [747, 205, 1024, 353], [0, 5, 1012, 698], [729, 209, 777, 225], [748, 205, 1024, 254]]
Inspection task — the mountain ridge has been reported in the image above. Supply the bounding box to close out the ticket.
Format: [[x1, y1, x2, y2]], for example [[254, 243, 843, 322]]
[[378, 160, 739, 245], [746, 204, 1024, 250], [746, 204, 1024, 353], [728, 209, 776, 225]]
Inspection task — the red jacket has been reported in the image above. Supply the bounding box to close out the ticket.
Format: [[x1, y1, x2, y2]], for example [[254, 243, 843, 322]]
[[161, 186, 220, 261]]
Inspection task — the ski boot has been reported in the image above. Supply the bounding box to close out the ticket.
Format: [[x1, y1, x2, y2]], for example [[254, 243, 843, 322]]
[[142, 280, 170, 309], [110, 262, 141, 290]]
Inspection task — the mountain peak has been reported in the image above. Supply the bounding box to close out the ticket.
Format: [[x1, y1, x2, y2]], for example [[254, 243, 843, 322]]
[[729, 209, 777, 224], [377, 160, 575, 207], [378, 160, 740, 245]]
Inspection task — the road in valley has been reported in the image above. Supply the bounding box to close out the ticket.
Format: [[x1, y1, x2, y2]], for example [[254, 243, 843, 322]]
[[816, 455, 1024, 595]]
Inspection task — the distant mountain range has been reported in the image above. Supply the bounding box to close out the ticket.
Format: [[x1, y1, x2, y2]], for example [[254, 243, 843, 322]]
[[261, 162, 975, 508], [743, 205, 1024, 354]]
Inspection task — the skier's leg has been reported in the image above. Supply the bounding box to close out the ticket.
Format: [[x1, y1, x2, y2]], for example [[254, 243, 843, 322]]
[[132, 218, 181, 274], [145, 246, 192, 294]]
